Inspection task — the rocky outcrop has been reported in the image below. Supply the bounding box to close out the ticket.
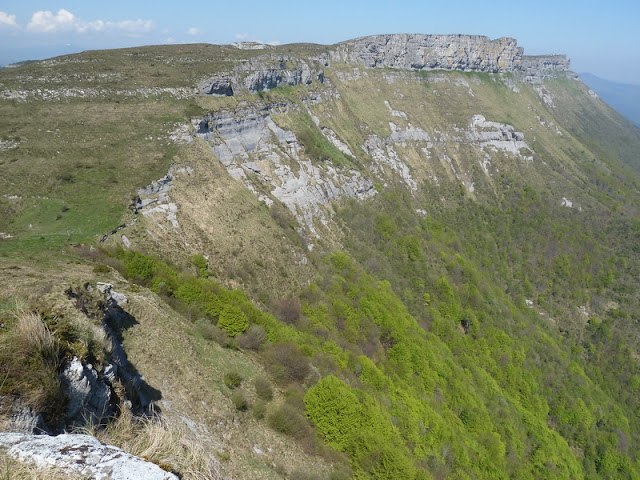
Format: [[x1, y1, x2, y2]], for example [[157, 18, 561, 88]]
[[0, 433, 177, 480], [520, 55, 574, 82], [332, 34, 523, 73], [133, 165, 193, 230], [60, 357, 115, 429], [330, 34, 571, 79], [195, 104, 375, 233], [0, 399, 47, 434], [198, 56, 324, 96]]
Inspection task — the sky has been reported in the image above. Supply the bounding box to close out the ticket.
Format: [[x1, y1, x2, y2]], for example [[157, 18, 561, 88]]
[[0, 1, 639, 85]]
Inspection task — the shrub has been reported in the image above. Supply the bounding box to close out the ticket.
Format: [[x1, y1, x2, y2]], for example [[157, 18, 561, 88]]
[[175, 280, 205, 305], [93, 264, 110, 274], [217, 305, 249, 337], [231, 391, 248, 411], [195, 320, 235, 348], [223, 371, 243, 389], [252, 399, 268, 419], [277, 296, 302, 325], [254, 376, 273, 401], [190, 254, 208, 278], [266, 342, 310, 385], [267, 403, 312, 439], [203, 293, 223, 317], [236, 324, 266, 350], [124, 251, 157, 280]]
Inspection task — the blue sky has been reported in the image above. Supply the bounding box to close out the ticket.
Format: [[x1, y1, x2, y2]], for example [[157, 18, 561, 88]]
[[1, 1, 639, 84]]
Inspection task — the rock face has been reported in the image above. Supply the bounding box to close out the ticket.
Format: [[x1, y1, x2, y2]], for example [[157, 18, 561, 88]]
[[330, 34, 570, 78], [60, 357, 114, 429], [198, 35, 571, 97], [0, 433, 177, 480], [198, 56, 324, 96], [196, 103, 375, 233], [332, 34, 523, 72]]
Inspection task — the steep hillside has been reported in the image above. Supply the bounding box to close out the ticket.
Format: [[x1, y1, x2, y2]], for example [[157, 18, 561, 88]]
[[1, 34, 640, 479]]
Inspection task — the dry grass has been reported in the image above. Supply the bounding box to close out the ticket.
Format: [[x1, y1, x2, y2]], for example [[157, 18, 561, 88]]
[[14, 312, 59, 363], [87, 409, 220, 480], [0, 311, 64, 417]]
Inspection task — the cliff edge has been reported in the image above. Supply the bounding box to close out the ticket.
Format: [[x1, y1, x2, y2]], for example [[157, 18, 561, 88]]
[[331, 33, 570, 78]]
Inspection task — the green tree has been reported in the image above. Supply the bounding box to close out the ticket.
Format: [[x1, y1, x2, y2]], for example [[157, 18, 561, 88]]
[[304, 375, 362, 451], [217, 304, 249, 337]]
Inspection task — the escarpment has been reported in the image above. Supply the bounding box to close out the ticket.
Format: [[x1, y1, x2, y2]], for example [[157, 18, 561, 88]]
[[331, 34, 570, 78], [198, 34, 572, 97]]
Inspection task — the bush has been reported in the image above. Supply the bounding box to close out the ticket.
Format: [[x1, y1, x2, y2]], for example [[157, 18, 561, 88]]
[[254, 376, 273, 401], [277, 296, 302, 325], [123, 251, 157, 280], [93, 264, 110, 274], [231, 391, 248, 411], [304, 376, 361, 451], [252, 399, 268, 419], [236, 324, 266, 350], [217, 305, 249, 337], [223, 371, 243, 389], [267, 403, 312, 439], [195, 320, 235, 348], [266, 342, 310, 385], [190, 254, 208, 278]]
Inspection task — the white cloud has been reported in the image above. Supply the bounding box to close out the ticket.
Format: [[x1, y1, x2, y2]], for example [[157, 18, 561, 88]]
[[27, 9, 77, 33], [188, 27, 200, 36], [26, 9, 153, 35], [234, 33, 248, 40], [267, 40, 281, 46], [0, 11, 17, 28]]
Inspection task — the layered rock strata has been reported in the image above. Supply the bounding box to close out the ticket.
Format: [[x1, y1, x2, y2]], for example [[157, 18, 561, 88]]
[[331, 34, 570, 78]]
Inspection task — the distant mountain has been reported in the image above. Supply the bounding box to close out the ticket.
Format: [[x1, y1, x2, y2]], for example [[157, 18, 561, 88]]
[[580, 72, 640, 126]]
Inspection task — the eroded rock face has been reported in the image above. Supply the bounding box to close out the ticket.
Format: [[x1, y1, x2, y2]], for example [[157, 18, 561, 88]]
[[330, 34, 571, 80], [60, 357, 114, 429], [198, 56, 324, 96], [0, 433, 178, 480], [332, 34, 524, 73], [196, 104, 375, 233]]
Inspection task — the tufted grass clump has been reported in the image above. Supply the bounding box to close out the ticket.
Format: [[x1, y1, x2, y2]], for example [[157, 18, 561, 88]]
[[0, 311, 65, 422]]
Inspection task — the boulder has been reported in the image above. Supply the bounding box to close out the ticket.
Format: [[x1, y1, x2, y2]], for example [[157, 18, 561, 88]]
[[0, 433, 178, 479]]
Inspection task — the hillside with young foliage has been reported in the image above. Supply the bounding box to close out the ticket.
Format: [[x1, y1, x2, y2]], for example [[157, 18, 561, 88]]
[[1, 35, 640, 479]]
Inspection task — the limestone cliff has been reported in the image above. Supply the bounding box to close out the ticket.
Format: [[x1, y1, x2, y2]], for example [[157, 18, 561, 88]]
[[198, 34, 571, 97], [331, 34, 570, 78]]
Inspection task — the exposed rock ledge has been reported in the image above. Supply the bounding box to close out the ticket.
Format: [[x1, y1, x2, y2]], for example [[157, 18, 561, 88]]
[[0, 433, 177, 480], [330, 34, 571, 78], [198, 55, 325, 96]]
